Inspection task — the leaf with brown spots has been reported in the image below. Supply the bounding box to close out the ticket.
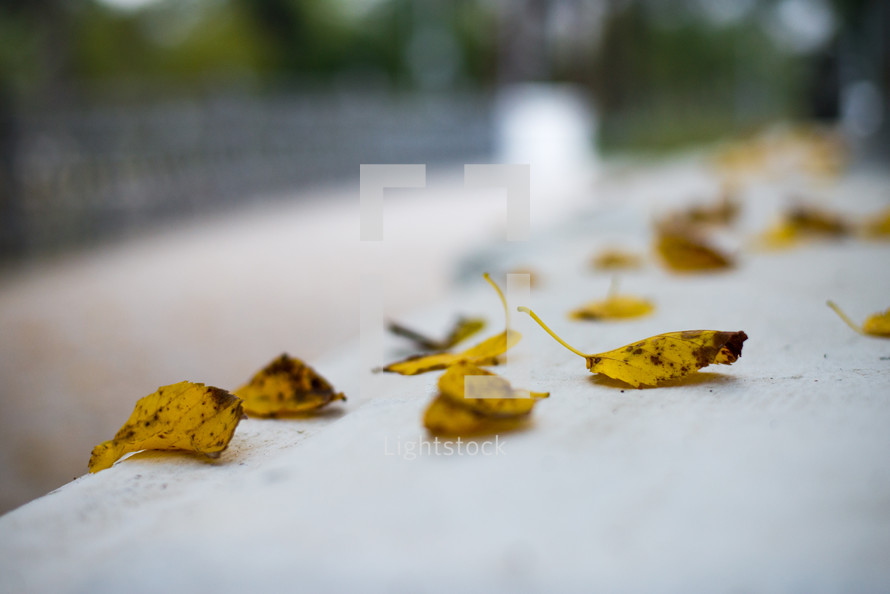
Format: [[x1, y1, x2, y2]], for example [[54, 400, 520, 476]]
[[236, 354, 346, 417], [423, 363, 549, 436], [89, 381, 244, 473], [519, 307, 747, 388], [383, 274, 520, 375], [387, 316, 485, 352], [570, 277, 654, 321], [827, 301, 890, 338]]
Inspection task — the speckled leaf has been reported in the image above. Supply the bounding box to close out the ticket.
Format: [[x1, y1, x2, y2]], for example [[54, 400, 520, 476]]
[[519, 307, 748, 388], [584, 330, 748, 388], [89, 381, 244, 473], [235, 354, 346, 417]]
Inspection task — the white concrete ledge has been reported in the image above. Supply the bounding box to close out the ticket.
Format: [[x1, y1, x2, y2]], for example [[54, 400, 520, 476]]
[[2, 158, 889, 593]]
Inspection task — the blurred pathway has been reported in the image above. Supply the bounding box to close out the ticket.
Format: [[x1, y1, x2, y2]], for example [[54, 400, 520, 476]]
[[0, 168, 522, 512]]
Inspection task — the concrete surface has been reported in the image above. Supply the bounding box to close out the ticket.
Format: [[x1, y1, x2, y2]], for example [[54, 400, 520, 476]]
[[1, 154, 889, 593]]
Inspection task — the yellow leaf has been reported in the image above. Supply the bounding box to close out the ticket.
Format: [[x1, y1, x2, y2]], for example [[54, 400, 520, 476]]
[[827, 301, 890, 338], [89, 381, 244, 473], [423, 396, 529, 436], [673, 188, 740, 227], [784, 206, 848, 236], [861, 206, 890, 239], [437, 363, 549, 413], [519, 307, 747, 388], [387, 316, 485, 351], [235, 354, 346, 417], [758, 206, 849, 250], [383, 274, 521, 375], [655, 225, 733, 272], [570, 277, 654, 320], [571, 295, 654, 320], [757, 220, 799, 250], [591, 248, 644, 271], [383, 330, 521, 375], [423, 364, 548, 436]]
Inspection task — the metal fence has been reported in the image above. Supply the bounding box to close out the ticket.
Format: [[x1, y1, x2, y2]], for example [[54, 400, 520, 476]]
[[1, 90, 494, 259]]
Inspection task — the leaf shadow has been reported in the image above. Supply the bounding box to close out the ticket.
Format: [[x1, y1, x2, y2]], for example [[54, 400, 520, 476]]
[[249, 406, 347, 421], [588, 371, 739, 390], [123, 449, 227, 468], [425, 417, 535, 441]]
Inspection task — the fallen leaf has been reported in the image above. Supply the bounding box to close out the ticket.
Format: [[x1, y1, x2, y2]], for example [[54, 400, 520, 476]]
[[827, 301, 890, 338], [784, 205, 848, 235], [235, 354, 346, 417], [423, 363, 549, 435], [89, 381, 244, 473], [570, 277, 654, 321], [655, 224, 733, 272], [758, 205, 849, 249], [714, 125, 844, 180], [860, 206, 890, 239], [591, 248, 644, 271], [387, 316, 485, 352], [672, 188, 740, 227], [518, 307, 747, 388], [383, 274, 520, 375]]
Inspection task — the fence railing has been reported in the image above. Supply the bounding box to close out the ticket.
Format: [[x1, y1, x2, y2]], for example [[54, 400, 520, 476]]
[[2, 90, 494, 258]]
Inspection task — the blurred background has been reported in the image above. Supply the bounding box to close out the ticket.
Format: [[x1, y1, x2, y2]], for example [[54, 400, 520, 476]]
[[1, 0, 887, 260], [0, 0, 888, 513]]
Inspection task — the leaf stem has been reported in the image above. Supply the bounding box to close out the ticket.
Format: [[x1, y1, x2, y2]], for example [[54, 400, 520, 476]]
[[517, 306, 590, 358], [608, 275, 620, 300], [484, 273, 509, 329], [826, 300, 865, 335]]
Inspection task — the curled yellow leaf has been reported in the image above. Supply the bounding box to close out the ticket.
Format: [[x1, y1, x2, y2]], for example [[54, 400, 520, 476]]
[[438, 363, 549, 412], [89, 381, 244, 473], [519, 307, 747, 388], [655, 225, 733, 272], [827, 301, 890, 338], [235, 354, 346, 417], [383, 274, 521, 375], [423, 364, 549, 436]]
